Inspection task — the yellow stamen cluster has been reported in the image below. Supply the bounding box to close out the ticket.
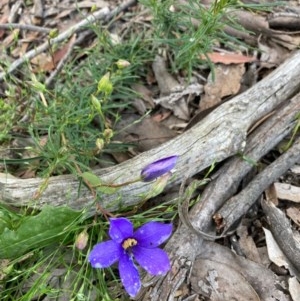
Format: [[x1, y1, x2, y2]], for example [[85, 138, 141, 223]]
[[122, 238, 137, 250]]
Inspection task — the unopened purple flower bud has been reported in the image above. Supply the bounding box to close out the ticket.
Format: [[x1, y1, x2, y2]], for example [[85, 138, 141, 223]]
[[141, 155, 178, 182]]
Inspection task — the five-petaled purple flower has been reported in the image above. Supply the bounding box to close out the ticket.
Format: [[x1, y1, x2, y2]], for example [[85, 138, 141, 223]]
[[141, 155, 178, 182], [89, 217, 172, 297]]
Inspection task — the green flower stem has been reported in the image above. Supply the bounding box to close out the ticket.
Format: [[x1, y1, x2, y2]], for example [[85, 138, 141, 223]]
[[93, 177, 142, 188]]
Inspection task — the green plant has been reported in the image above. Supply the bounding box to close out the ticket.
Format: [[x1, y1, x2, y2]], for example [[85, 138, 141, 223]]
[[1, 32, 153, 180], [0, 0, 278, 299], [140, 0, 242, 75], [0, 98, 16, 142]]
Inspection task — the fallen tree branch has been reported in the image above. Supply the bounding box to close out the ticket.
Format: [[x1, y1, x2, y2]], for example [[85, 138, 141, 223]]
[[190, 90, 300, 235], [216, 135, 300, 234], [0, 23, 51, 33], [0, 7, 109, 81], [262, 198, 300, 274], [1, 51, 300, 213], [136, 91, 300, 300]]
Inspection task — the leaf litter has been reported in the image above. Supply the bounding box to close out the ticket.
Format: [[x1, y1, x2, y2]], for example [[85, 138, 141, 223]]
[[1, 0, 300, 300]]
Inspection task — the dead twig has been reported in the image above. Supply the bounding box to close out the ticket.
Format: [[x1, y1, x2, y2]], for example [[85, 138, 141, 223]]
[[268, 12, 300, 31], [0, 23, 50, 33], [261, 198, 300, 274], [33, 0, 44, 20], [216, 135, 300, 234], [190, 91, 300, 235], [0, 0, 137, 81], [0, 7, 110, 81], [1, 51, 300, 211], [8, 0, 23, 23]]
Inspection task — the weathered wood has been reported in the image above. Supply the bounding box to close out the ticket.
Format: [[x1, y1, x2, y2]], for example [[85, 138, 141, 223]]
[[0, 0, 138, 81], [1, 51, 300, 212], [217, 135, 300, 234], [137, 92, 300, 301], [262, 198, 300, 274], [191, 91, 300, 235]]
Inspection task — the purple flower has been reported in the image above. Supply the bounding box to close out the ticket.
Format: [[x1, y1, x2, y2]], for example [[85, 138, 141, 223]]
[[89, 217, 172, 297], [141, 155, 178, 182]]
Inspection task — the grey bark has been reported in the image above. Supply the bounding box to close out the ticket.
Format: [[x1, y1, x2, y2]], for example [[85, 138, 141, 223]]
[[1, 51, 300, 213]]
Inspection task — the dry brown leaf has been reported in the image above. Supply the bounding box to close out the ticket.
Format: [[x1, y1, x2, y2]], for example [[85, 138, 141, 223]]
[[200, 64, 245, 111], [237, 223, 262, 263], [151, 110, 172, 123], [114, 114, 176, 152], [19, 41, 30, 57], [131, 83, 155, 108], [17, 168, 37, 179], [202, 52, 256, 64], [259, 39, 290, 67], [31, 52, 54, 71], [264, 226, 300, 281], [152, 55, 180, 96], [2, 29, 20, 49], [160, 113, 188, 132], [31, 35, 76, 72], [152, 55, 197, 120], [198, 241, 290, 301], [146, 68, 156, 85], [263, 227, 290, 269], [132, 99, 147, 115], [11, 31, 40, 58], [286, 205, 300, 226], [44, 6, 60, 18], [0, 0, 10, 10], [54, 9, 73, 20], [153, 82, 202, 121], [265, 183, 279, 206], [191, 258, 260, 301], [272, 34, 300, 51], [274, 182, 300, 203], [257, 246, 272, 267], [162, 97, 190, 120], [110, 151, 132, 164]]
